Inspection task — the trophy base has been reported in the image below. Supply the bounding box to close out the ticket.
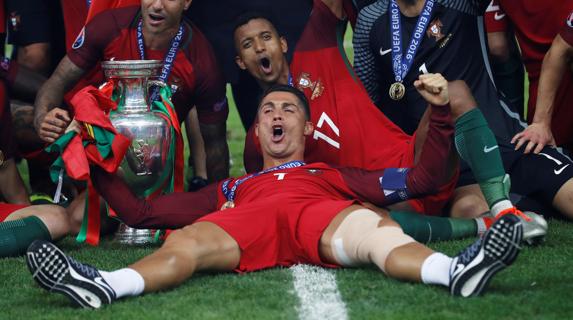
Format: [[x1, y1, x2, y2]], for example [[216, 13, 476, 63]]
[[115, 223, 154, 245]]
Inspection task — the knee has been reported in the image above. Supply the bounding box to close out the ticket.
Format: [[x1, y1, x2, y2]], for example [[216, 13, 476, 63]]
[[450, 195, 488, 218], [448, 81, 477, 119]]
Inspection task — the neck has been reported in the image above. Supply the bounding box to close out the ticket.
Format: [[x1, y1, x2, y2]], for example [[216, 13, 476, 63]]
[[259, 61, 291, 90], [262, 154, 304, 170], [143, 24, 180, 51], [397, 0, 424, 17]]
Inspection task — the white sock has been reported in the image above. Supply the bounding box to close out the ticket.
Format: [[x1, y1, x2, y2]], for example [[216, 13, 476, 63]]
[[100, 268, 145, 298], [420, 252, 453, 287], [491, 199, 513, 217]]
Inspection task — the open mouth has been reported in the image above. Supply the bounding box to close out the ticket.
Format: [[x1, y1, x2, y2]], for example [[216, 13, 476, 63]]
[[259, 57, 272, 74], [272, 125, 284, 142], [149, 13, 165, 23]]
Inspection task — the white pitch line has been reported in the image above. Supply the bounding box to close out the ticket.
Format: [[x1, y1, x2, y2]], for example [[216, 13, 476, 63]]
[[290, 264, 348, 320]]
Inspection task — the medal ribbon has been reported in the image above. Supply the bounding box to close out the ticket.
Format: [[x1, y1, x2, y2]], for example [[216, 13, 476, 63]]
[[389, 0, 434, 83], [221, 160, 305, 202], [137, 18, 184, 102]]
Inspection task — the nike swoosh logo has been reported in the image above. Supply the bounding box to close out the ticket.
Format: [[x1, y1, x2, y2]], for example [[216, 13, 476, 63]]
[[494, 12, 506, 20], [379, 48, 392, 56], [554, 164, 570, 175], [483, 145, 499, 153], [94, 277, 114, 294], [451, 263, 465, 278]]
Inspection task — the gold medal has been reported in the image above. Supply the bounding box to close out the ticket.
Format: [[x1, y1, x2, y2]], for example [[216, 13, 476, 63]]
[[221, 201, 235, 210], [389, 82, 405, 100], [0, 149, 4, 167]]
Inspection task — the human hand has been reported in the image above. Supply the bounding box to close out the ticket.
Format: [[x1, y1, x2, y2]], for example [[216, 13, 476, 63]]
[[414, 73, 449, 106], [511, 122, 556, 154], [36, 107, 71, 143]]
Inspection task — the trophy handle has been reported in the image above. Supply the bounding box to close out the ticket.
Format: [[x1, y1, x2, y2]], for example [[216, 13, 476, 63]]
[[147, 80, 167, 92]]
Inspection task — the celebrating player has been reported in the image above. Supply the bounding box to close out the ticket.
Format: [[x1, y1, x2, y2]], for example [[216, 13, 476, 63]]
[[33, 0, 230, 182], [26, 83, 524, 309], [354, 0, 573, 219], [233, 1, 538, 230]]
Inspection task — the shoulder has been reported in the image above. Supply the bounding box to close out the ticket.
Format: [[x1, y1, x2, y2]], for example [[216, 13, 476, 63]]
[[356, 0, 388, 33], [437, 0, 488, 15]]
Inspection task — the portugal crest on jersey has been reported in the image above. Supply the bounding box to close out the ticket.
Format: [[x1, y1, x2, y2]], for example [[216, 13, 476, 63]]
[[296, 72, 324, 100], [427, 18, 444, 41], [72, 27, 86, 50]]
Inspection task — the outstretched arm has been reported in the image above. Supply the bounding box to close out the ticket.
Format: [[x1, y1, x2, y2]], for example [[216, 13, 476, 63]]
[[33, 56, 86, 143], [339, 104, 453, 207], [90, 166, 219, 229], [511, 34, 573, 153]]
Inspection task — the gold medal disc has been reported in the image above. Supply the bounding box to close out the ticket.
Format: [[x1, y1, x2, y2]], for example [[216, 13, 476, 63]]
[[221, 201, 235, 210], [389, 82, 406, 100]]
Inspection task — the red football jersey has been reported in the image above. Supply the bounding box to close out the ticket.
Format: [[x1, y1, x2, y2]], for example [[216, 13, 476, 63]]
[[485, 0, 573, 146], [290, 0, 414, 170], [203, 162, 358, 271], [67, 6, 228, 125]]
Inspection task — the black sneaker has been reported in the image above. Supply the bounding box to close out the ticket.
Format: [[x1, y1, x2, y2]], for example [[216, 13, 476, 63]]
[[26, 240, 116, 309], [449, 214, 523, 297]]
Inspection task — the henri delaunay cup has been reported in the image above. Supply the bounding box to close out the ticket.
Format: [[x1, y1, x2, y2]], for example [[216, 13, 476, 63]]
[[101, 60, 171, 244]]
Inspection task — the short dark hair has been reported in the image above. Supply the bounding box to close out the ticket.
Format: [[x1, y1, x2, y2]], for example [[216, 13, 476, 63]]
[[259, 84, 311, 120], [232, 11, 279, 36]]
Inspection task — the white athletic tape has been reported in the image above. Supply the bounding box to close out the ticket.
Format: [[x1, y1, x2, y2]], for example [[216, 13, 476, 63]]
[[290, 264, 348, 320]]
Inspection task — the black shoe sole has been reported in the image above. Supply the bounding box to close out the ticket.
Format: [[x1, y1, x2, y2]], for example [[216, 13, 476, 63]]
[[26, 240, 112, 309], [450, 214, 523, 297]]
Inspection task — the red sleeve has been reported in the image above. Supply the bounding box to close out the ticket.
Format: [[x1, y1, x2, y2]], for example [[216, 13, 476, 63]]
[[338, 105, 453, 207], [560, 11, 573, 46], [90, 166, 219, 229], [188, 25, 228, 125], [295, 0, 340, 52], [67, 6, 137, 71], [61, 0, 89, 50], [484, 0, 508, 33]]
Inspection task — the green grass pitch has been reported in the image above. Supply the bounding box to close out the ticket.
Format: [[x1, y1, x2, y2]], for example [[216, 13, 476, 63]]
[[3, 26, 573, 319]]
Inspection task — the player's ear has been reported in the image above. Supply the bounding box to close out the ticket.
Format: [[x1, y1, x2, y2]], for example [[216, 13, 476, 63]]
[[280, 36, 288, 54], [255, 122, 260, 137], [235, 55, 247, 70], [303, 121, 314, 136]]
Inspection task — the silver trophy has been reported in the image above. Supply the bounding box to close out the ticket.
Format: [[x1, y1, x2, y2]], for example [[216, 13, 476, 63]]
[[101, 60, 172, 245]]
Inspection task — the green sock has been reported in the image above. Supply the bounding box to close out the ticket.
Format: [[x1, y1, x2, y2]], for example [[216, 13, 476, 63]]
[[454, 108, 510, 207], [390, 211, 477, 243], [0, 216, 51, 257]]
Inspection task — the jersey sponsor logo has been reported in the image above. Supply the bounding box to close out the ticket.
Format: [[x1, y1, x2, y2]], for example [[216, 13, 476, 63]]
[[426, 18, 445, 41], [307, 169, 323, 175], [72, 27, 86, 50], [567, 11, 573, 28], [494, 12, 506, 21], [213, 98, 228, 112], [297, 72, 324, 100], [538, 152, 571, 175], [485, 1, 500, 12], [554, 164, 570, 175], [379, 48, 392, 56], [483, 145, 499, 153]]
